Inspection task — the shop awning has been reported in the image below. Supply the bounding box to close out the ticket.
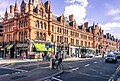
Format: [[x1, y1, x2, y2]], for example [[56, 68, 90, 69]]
[[48, 48, 54, 52], [34, 43, 47, 52], [7, 44, 14, 50]]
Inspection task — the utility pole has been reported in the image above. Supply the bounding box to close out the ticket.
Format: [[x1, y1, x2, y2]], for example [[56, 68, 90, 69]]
[[54, 26, 57, 56]]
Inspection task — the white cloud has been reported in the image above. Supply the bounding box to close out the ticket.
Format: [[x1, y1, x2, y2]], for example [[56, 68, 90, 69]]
[[113, 16, 120, 21], [64, 0, 88, 25], [101, 22, 120, 30], [101, 22, 120, 38], [107, 8, 120, 16], [105, 4, 120, 23]]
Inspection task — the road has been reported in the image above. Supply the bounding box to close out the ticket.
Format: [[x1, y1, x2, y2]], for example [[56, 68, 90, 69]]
[[0, 57, 119, 81], [0, 61, 49, 77], [46, 58, 120, 81]]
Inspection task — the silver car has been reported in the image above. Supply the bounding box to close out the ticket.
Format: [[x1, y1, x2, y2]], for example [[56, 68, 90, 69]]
[[105, 54, 117, 63]]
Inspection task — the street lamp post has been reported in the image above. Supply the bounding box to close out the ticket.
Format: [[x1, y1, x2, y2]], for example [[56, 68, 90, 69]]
[[0, 15, 5, 59]]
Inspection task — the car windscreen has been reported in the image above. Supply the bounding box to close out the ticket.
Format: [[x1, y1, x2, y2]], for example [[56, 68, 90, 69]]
[[107, 55, 114, 57]]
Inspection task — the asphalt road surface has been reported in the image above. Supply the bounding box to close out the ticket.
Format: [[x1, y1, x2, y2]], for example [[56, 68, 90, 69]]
[[45, 58, 120, 81], [0, 61, 49, 77]]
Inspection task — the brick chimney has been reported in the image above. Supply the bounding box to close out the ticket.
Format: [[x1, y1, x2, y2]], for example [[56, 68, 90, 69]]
[[10, 5, 14, 14], [69, 14, 74, 22]]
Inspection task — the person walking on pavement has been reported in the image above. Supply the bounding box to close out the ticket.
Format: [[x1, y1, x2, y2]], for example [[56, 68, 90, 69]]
[[22, 52, 26, 60], [42, 53, 44, 61]]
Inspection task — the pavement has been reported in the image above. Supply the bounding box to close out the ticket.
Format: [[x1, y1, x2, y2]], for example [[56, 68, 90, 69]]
[[1, 55, 119, 81]]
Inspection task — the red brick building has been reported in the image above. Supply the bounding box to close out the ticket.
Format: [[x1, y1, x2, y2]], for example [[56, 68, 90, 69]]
[[0, 0, 119, 59]]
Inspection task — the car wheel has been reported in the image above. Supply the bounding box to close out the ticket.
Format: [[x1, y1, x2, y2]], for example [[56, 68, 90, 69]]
[[105, 60, 107, 63], [115, 60, 117, 63]]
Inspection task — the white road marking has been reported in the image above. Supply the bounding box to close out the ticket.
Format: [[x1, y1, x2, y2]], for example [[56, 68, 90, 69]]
[[68, 63, 71, 64], [77, 61, 84, 63], [1, 67, 28, 72], [91, 69, 109, 77], [52, 77, 62, 81], [79, 72, 108, 79], [84, 64, 90, 67], [39, 67, 49, 69], [108, 65, 120, 81], [94, 62, 98, 64], [68, 67, 79, 72], [57, 76, 61, 78], [100, 60, 102, 62], [68, 66, 73, 68]]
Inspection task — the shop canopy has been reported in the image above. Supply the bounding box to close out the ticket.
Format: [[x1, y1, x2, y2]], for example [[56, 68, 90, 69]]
[[48, 48, 54, 52], [34, 43, 47, 52], [7, 44, 14, 50]]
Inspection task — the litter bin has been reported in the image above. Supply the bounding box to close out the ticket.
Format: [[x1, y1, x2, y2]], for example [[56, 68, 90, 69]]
[[49, 58, 55, 69]]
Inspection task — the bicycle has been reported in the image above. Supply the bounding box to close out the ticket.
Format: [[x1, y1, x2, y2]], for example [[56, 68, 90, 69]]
[[53, 59, 63, 70]]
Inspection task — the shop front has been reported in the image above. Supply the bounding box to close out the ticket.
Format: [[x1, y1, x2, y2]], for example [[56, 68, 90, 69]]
[[31, 42, 54, 60], [16, 43, 28, 59], [69, 46, 81, 57]]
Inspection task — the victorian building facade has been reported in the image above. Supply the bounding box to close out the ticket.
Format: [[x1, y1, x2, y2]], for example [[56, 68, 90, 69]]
[[0, 0, 119, 59]]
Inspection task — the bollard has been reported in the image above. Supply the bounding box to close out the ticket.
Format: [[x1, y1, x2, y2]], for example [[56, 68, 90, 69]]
[[49, 58, 54, 69]]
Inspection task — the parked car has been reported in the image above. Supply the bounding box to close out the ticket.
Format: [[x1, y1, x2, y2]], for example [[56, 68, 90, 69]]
[[81, 53, 87, 58], [114, 53, 120, 59], [105, 54, 117, 63], [86, 53, 95, 58]]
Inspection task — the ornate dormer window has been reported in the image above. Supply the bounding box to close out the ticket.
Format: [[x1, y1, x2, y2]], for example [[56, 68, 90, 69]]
[[39, 8, 43, 17]]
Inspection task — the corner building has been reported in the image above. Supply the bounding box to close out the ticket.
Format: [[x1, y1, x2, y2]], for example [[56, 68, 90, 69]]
[[0, 0, 119, 59]]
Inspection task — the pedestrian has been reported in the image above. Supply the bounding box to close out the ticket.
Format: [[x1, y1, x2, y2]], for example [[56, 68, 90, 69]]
[[102, 52, 105, 58], [55, 52, 58, 60], [21, 52, 24, 60], [42, 53, 45, 61], [23, 52, 26, 60]]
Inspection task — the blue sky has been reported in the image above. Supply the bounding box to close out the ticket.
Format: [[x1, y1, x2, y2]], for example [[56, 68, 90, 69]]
[[0, 0, 120, 39]]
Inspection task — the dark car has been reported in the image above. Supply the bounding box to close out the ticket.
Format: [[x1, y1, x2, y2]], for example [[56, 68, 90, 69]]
[[114, 53, 120, 59], [105, 54, 117, 63]]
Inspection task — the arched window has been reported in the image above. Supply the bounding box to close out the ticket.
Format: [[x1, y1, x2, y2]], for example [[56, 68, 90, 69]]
[[51, 35, 54, 42], [24, 22, 25, 27], [96, 33, 99, 41], [19, 21, 21, 28], [21, 32, 23, 41], [44, 23, 46, 29], [36, 32, 39, 40], [19, 32, 21, 41], [40, 21, 43, 29], [9, 34, 11, 41], [43, 33, 46, 41], [52, 26, 54, 31], [22, 21, 24, 28], [40, 32, 42, 40], [36, 20, 39, 28], [24, 31, 27, 40]]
